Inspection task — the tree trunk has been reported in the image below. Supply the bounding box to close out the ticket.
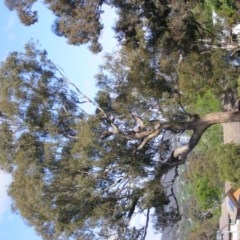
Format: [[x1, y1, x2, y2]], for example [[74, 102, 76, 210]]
[[173, 111, 240, 160]]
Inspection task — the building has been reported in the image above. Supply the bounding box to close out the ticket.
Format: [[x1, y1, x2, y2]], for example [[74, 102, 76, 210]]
[[219, 186, 240, 240], [219, 123, 240, 240]]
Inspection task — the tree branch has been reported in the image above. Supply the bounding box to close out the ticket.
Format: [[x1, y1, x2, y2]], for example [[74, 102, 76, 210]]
[[172, 111, 240, 160], [141, 208, 150, 240], [137, 129, 160, 150]]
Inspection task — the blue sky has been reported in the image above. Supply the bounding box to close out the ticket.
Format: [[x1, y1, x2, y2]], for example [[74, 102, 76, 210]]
[[0, 2, 116, 240], [0, 2, 162, 239]]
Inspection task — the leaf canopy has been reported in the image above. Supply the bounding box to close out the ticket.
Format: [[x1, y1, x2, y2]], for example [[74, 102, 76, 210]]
[[2, 1, 240, 239]]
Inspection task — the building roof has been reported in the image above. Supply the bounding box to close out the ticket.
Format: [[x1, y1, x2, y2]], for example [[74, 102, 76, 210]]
[[227, 188, 240, 209], [233, 188, 240, 202]]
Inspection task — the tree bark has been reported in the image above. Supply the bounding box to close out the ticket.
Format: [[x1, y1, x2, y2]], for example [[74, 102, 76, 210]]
[[173, 111, 240, 159]]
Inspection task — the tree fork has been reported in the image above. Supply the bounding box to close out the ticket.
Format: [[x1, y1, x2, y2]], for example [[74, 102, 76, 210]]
[[173, 111, 240, 160]]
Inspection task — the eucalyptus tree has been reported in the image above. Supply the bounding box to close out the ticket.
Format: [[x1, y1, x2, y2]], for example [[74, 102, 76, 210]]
[[0, 39, 240, 239], [5, 0, 239, 53], [2, 0, 240, 239], [0, 42, 177, 239]]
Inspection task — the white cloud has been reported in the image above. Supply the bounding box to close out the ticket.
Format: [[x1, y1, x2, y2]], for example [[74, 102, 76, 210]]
[[0, 171, 12, 221]]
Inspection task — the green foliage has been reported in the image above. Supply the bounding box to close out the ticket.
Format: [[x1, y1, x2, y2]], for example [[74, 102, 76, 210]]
[[6, 0, 239, 53], [237, 76, 240, 97], [0, 41, 81, 141], [2, 1, 240, 239], [193, 174, 221, 210], [186, 148, 223, 211], [205, 0, 237, 21], [215, 144, 240, 186], [95, 91, 112, 112], [4, 0, 38, 25], [192, 90, 221, 116], [192, 0, 239, 30], [0, 44, 179, 239], [5, 0, 104, 52], [178, 48, 240, 107], [185, 89, 223, 154], [0, 123, 14, 172], [180, 89, 223, 237], [189, 214, 220, 240], [183, 94, 222, 217]]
